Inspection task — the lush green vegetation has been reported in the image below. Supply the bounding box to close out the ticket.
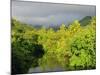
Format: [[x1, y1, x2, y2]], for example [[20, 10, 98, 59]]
[[11, 16, 96, 74]]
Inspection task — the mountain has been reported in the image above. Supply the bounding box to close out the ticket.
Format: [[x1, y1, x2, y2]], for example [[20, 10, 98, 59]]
[[79, 16, 92, 26], [12, 16, 93, 31]]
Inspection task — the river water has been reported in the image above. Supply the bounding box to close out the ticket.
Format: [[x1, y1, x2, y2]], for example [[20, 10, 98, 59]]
[[28, 66, 65, 73]]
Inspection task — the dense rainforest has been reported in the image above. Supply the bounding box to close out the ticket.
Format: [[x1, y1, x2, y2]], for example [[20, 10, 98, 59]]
[[11, 16, 96, 74]]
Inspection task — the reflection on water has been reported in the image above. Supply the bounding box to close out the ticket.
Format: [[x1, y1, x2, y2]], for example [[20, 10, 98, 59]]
[[28, 66, 65, 73]]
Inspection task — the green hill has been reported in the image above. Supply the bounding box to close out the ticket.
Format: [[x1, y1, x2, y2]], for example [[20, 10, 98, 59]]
[[79, 16, 92, 26]]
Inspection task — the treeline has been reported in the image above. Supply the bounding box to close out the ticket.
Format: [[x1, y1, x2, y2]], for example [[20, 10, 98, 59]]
[[11, 16, 96, 74]]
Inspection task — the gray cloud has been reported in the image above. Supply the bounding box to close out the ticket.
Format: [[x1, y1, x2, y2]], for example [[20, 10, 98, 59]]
[[12, 0, 96, 26]]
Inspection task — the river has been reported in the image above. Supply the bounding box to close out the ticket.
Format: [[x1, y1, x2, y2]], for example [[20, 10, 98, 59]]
[[28, 66, 65, 73]]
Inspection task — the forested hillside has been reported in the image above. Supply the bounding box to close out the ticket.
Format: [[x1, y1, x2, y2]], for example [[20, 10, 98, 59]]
[[11, 16, 96, 74]]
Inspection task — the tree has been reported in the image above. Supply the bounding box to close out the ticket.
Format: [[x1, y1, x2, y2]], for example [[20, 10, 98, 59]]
[[11, 19, 44, 74], [68, 17, 96, 70]]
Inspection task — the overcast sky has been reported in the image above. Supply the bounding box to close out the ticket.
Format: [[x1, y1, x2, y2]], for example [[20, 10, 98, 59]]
[[12, 0, 96, 26]]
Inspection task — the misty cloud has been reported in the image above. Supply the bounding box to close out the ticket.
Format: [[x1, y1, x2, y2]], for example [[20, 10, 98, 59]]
[[12, 0, 96, 26]]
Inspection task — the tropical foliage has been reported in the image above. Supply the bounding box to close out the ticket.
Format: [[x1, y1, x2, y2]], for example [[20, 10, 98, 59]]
[[11, 16, 96, 74]]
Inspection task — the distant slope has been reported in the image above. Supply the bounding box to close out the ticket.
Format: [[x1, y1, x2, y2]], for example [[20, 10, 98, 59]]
[[12, 16, 93, 31], [11, 18, 35, 31], [79, 16, 92, 26]]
